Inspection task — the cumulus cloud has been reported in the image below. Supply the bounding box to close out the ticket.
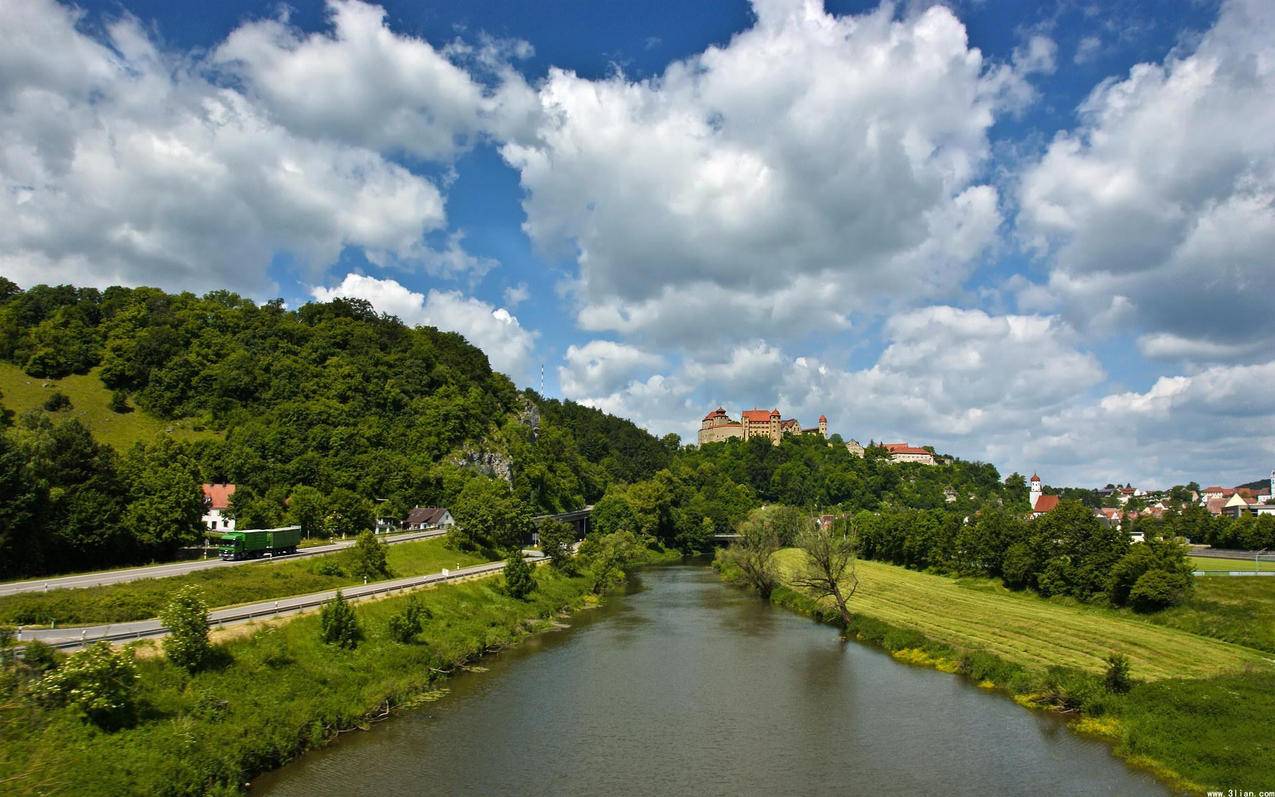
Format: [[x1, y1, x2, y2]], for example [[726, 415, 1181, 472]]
[[212, 0, 487, 160], [310, 273, 535, 376], [501, 0, 1026, 346], [559, 340, 665, 397], [1017, 0, 1275, 363], [0, 0, 502, 294]]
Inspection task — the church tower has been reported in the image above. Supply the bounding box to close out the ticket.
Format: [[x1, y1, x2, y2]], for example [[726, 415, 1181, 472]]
[[818, 415, 828, 438], [1029, 473, 1043, 510]]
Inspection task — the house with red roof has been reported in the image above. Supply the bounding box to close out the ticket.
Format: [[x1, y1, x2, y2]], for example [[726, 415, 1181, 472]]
[[201, 483, 236, 532], [883, 442, 936, 465]]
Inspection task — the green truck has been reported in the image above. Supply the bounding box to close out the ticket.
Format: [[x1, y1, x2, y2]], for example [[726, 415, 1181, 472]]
[[215, 526, 303, 560]]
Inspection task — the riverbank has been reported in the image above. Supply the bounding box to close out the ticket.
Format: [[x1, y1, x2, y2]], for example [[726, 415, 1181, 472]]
[[717, 551, 1275, 793], [0, 566, 599, 795]]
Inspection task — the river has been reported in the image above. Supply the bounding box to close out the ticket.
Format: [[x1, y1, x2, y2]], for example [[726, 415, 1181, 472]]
[[255, 564, 1168, 796]]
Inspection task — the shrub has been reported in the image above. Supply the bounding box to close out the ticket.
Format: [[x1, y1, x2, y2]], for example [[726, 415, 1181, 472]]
[[503, 553, 536, 600], [348, 531, 389, 582], [159, 585, 211, 671], [31, 642, 138, 728], [21, 639, 61, 674], [108, 389, 132, 414], [1035, 556, 1074, 598], [312, 558, 346, 577], [1129, 569, 1189, 612], [319, 591, 362, 649], [1105, 653, 1132, 693], [387, 597, 431, 644], [43, 391, 71, 412]]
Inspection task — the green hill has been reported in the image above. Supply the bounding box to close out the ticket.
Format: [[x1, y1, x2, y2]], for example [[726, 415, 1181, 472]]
[[0, 362, 218, 450]]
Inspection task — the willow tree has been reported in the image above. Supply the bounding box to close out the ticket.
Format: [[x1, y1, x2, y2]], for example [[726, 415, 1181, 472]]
[[790, 517, 859, 627]]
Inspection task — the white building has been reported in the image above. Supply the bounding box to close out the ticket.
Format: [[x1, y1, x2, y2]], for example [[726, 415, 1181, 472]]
[[202, 483, 236, 532]]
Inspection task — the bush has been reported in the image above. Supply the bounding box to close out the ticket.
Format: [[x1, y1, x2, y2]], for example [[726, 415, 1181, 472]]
[[1105, 652, 1132, 693], [31, 642, 138, 728], [1129, 569, 1189, 612], [503, 553, 536, 600], [21, 639, 62, 673], [1035, 556, 1074, 598], [319, 591, 362, 649], [159, 585, 211, 671], [108, 389, 132, 414], [386, 597, 431, 644], [312, 558, 346, 577], [348, 531, 390, 582], [43, 391, 71, 412]]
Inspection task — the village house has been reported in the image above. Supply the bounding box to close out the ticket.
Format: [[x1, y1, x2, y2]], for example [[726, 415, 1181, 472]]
[[403, 506, 455, 530], [201, 483, 236, 531], [883, 442, 937, 466]]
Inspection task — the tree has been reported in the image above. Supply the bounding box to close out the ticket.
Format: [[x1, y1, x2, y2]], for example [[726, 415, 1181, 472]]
[[32, 642, 138, 728], [43, 391, 71, 412], [538, 518, 577, 573], [108, 389, 132, 414], [120, 439, 204, 556], [285, 485, 327, 538], [348, 530, 390, 581], [323, 488, 374, 538], [449, 477, 534, 553], [579, 530, 643, 595], [159, 585, 211, 671], [790, 517, 859, 627], [1104, 653, 1132, 693], [386, 597, 430, 643], [726, 512, 781, 599], [1129, 569, 1189, 612], [503, 552, 536, 599], [319, 591, 361, 649]]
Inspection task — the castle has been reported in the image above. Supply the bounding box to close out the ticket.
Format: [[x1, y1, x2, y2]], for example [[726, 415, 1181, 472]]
[[699, 407, 827, 446]]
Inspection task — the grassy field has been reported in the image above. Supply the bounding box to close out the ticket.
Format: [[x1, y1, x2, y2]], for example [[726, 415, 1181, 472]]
[[0, 538, 488, 626], [772, 550, 1267, 681], [0, 567, 595, 796], [1189, 554, 1274, 572], [1142, 575, 1275, 654], [0, 362, 217, 449]]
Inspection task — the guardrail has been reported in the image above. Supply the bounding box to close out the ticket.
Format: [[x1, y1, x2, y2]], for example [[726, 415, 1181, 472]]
[[22, 555, 540, 652]]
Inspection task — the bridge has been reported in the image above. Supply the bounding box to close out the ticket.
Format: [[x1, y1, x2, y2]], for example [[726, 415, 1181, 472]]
[[531, 506, 594, 541]]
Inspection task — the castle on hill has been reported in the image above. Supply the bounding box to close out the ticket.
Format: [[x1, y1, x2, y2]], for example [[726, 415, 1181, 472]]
[[699, 407, 827, 446]]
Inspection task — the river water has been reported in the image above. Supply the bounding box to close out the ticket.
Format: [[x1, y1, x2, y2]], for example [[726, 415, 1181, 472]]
[[255, 564, 1167, 796]]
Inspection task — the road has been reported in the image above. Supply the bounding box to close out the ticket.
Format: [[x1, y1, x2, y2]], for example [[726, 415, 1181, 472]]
[[18, 554, 543, 651], [0, 530, 447, 597]]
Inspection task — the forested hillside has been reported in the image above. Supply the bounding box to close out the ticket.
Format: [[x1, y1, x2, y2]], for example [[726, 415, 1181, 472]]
[[0, 280, 669, 577]]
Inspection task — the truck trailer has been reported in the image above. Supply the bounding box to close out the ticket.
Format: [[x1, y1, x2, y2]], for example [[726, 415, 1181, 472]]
[[216, 526, 303, 560]]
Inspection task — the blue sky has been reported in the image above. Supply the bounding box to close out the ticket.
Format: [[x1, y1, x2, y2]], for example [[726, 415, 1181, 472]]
[[3, 0, 1273, 488]]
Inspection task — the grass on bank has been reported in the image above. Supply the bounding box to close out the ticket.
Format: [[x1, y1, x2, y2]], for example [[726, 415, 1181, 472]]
[[0, 567, 595, 796], [1188, 555, 1274, 572], [0, 362, 217, 450], [1140, 575, 1275, 654], [771, 550, 1266, 680], [0, 538, 487, 626], [746, 550, 1275, 792]]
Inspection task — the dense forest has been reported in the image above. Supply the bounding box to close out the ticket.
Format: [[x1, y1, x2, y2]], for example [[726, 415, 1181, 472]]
[[0, 280, 669, 577]]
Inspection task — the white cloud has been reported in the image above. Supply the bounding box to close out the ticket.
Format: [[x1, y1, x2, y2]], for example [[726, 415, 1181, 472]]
[[559, 340, 665, 397], [1073, 35, 1102, 65], [0, 0, 508, 294], [503, 282, 530, 307], [1017, 0, 1275, 362], [310, 273, 535, 376], [501, 0, 1022, 346], [212, 0, 487, 160]]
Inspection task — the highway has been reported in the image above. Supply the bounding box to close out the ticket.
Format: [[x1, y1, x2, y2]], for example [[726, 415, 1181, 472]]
[[0, 530, 446, 596], [17, 554, 543, 651]]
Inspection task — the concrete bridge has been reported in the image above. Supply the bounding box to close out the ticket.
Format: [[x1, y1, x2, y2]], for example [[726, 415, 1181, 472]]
[[531, 506, 594, 542]]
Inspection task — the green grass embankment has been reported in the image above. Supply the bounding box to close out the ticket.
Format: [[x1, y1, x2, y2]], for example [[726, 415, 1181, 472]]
[[0, 567, 597, 796], [722, 550, 1275, 793], [0, 363, 217, 450], [1188, 555, 1273, 572], [0, 538, 487, 626]]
